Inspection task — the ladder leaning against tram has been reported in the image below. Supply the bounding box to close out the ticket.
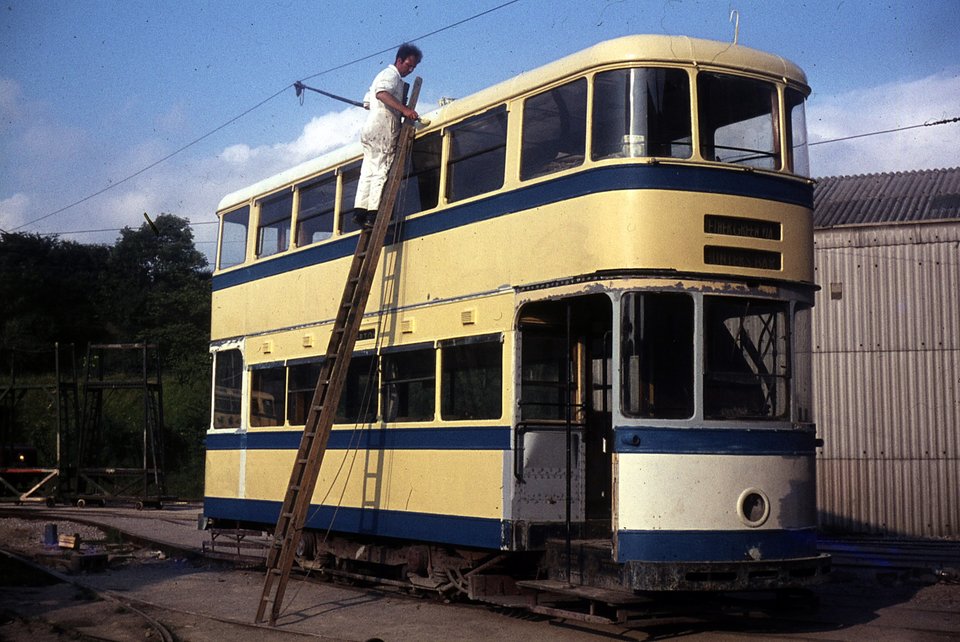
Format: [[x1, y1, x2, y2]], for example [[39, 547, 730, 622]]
[[255, 77, 423, 626]]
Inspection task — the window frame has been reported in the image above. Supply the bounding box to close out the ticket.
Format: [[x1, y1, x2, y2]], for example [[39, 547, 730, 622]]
[[696, 71, 781, 169], [380, 344, 437, 423], [445, 105, 508, 203], [520, 78, 587, 181], [217, 205, 250, 270], [255, 190, 293, 258], [295, 173, 337, 247], [440, 334, 504, 421]]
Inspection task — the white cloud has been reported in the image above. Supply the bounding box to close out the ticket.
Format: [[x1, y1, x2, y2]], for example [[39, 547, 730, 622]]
[[808, 70, 960, 177], [0, 192, 30, 230], [0, 77, 23, 129], [285, 108, 366, 162], [42, 107, 366, 261], [221, 143, 256, 165]]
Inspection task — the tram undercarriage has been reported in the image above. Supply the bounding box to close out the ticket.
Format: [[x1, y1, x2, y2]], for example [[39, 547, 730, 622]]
[[288, 527, 829, 623]]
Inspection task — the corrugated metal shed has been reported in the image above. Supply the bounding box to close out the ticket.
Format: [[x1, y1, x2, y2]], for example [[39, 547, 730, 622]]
[[814, 167, 960, 227], [812, 168, 960, 539]]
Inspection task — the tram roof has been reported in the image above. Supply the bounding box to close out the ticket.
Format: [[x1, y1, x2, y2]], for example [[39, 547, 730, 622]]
[[218, 34, 808, 213]]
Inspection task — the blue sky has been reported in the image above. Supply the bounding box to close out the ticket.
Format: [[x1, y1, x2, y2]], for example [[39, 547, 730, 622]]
[[1, 0, 958, 261]]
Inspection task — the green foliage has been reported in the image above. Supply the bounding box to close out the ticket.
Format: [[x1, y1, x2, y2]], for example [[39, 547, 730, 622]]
[[0, 215, 212, 497], [0, 232, 111, 350]]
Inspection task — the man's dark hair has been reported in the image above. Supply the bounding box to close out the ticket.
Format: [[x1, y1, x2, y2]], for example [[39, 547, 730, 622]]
[[396, 43, 423, 63]]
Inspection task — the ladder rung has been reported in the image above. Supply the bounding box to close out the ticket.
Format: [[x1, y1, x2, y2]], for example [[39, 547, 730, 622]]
[[256, 104, 419, 623]]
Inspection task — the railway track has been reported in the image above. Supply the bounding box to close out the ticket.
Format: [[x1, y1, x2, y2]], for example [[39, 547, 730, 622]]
[[0, 544, 339, 641], [2, 504, 959, 640]]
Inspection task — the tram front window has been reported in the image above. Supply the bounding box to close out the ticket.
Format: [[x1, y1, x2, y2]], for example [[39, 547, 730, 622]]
[[698, 73, 779, 169], [592, 67, 691, 160], [621, 292, 694, 419], [787, 87, 810, 176], [704, 297, 789, 420]]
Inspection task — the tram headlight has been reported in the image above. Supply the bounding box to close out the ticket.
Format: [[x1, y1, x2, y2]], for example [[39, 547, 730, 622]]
[[738, 488, 770, 527]]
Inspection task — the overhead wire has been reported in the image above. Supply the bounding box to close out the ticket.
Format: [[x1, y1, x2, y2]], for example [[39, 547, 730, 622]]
[[808, 116, 960, 146], [11, 0, 524, 235], [25, 112, 959, 241], [10, 88, 290, 232]]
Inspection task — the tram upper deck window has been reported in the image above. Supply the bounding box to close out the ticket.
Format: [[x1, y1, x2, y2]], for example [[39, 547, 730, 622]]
[[399, 132, 441, 216], [592, 68, 691, 160], [218, 206, 249, 270], [296, 174, 336, 247], [698, 73, 779, 169], [786, 88, 810, 176], [338, 161, 362, 235], [621, 293, 694, 419], [446, 106, 507, 203], [521, 78, 586, 180], [704, 297, 789, 420], [256, 191, 293, 258]]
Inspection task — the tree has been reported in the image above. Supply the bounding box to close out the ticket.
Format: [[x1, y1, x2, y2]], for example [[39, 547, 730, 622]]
[[0, 217, 214, 497], [105, 214, 212, 496], [0, 231, 111, 351]]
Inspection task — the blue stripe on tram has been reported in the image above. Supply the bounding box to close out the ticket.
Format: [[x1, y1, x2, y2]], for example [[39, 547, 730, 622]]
[[212, 165, 813, 291], [616, 528, 819, 562], [205, 426, 512, 451], [203, 497, 504, 549], [614, 426, 818, 456]]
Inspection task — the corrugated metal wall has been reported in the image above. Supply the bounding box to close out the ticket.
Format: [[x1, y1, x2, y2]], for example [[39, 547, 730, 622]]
[[812, 221, 960, 538]]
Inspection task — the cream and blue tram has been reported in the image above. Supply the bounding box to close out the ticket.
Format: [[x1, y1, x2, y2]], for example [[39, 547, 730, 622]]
[[204, 34, 829, 597]]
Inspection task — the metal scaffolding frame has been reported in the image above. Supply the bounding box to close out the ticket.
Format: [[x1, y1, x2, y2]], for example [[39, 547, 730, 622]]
[[0, 343, 78, 504], [70, 342, 167, 509]]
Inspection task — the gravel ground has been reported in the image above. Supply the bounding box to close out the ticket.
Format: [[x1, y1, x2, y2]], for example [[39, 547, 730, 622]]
[[2, 506, 960, 641]]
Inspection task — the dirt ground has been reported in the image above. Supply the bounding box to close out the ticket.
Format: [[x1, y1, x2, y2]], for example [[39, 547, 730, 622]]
[[2, 508, 960, 641]]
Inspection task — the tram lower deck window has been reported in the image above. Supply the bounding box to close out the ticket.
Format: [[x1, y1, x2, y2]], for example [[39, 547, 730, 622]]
[[704, 297, 789, 420], [212, 349, 243, 429], [621, 293, 694, 419], [441, 338, 502, 420], [382, 348, 436, 422], [336, 354, 378, 424], [250, 366, 285, 427]]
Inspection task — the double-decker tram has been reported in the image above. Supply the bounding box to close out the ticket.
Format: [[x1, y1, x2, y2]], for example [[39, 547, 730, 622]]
[[203, 35, 829, 613]]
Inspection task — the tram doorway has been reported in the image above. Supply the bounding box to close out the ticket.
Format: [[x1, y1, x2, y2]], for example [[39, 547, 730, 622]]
[[515, 294, 613, 532]]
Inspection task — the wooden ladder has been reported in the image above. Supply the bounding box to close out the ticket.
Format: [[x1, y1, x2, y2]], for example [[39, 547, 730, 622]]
[[255, 77, 422, 626]]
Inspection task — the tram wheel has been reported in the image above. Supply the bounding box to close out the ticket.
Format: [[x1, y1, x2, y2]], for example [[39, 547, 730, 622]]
[[296, 532, 317, 562]]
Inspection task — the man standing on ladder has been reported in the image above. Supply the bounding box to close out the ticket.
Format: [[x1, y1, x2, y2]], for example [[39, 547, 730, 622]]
[[353, 43, 423, 228]]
